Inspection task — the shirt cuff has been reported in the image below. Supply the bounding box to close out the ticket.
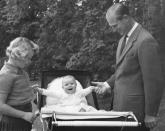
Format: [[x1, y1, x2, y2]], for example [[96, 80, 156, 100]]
[[103, 82, 111, 89]]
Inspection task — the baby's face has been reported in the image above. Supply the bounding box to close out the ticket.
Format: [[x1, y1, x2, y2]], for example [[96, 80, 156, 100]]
[[62, 77, 77, 94]]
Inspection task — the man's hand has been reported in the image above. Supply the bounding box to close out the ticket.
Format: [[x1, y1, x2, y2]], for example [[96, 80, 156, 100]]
[[144, 115, 158, 129], [91, 82, 110, 94]]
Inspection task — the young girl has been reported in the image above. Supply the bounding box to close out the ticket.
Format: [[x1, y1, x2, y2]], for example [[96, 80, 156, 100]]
[[0, 37, 39, 131]]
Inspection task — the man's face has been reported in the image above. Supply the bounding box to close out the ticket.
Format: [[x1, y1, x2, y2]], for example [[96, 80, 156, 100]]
[[62, 77, 77, 94], [106, 12, 128, 36]]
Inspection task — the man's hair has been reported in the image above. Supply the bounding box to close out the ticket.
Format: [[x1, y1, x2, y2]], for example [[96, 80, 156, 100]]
[[107, 3, 130, 20]]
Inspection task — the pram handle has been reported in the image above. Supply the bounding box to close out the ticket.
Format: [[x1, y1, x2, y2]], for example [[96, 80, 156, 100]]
[[51, 112, 141, 127], [52, 121, 140, 127]]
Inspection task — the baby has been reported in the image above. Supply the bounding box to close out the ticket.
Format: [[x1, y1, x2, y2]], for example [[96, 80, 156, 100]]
[[36, 75, 97, 112]]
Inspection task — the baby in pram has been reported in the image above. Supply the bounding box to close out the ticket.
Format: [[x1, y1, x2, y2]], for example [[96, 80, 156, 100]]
[[33, 74, 139, 131], [35, 75, 98, 113]]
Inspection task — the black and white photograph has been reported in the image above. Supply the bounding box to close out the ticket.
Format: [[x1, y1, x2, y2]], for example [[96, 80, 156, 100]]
[[0, 0, 165, 131]]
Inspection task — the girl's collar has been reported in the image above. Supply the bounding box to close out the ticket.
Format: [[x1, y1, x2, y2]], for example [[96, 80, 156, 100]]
[[5, 62, 23, 74]]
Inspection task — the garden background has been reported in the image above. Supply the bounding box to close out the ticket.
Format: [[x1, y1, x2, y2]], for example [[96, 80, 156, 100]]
[[0, 0, 165, 131]]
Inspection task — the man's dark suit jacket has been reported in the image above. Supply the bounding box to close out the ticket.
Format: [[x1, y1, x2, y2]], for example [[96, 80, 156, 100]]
[[107, 24, 164, 122]]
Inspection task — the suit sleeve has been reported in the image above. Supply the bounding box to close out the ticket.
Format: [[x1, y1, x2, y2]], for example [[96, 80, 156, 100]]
[[106, 74, 116, 89], [138, 38, 164, 116]]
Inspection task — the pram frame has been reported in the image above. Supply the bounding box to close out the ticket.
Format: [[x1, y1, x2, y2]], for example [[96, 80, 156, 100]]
[[51, 111, 140, 127], [38, 69, 140, 131]]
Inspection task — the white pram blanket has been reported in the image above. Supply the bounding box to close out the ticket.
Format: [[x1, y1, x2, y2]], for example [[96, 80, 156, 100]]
[[41, 105, 135, 119], [41, 103, 97, 114]]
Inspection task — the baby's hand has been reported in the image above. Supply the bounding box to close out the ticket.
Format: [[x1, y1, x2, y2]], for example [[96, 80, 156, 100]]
[[89, 86, 97, 92], [37, 88, 43, 94], [32, 85, 43, 94], [31, 84, 40, 92], [31, 84, 40, 88]]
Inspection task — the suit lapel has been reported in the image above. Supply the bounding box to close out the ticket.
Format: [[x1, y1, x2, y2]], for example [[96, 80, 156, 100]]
[[116, 25, 142, 66]]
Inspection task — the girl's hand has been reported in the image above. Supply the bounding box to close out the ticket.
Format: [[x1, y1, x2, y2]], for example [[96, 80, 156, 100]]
[[22, 111, 40, 123]]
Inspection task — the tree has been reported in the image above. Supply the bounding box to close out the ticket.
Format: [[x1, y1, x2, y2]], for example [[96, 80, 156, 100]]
[[36, 0, 117, 80], [143, 0, 165, 78], [0, 0, 164, 81]]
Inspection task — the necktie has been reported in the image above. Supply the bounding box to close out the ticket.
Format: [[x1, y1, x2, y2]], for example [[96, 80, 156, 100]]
[[120, 35, 127, 55]]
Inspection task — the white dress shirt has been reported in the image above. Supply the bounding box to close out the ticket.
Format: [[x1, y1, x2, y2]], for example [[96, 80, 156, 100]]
[[126, 22, 138, 45]]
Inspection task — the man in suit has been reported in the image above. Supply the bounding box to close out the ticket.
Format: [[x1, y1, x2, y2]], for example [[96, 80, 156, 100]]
[[92, 3, 164, 131]]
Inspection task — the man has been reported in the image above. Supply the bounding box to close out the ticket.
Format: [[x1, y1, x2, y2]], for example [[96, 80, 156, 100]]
[[92, 3, 164, 131]]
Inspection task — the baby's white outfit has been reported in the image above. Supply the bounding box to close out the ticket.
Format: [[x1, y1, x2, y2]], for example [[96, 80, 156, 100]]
[[42, 77, 97, 113]]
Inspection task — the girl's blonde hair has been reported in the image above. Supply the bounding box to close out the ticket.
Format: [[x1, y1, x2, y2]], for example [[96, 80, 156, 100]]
[[6, 37, 39, 60]]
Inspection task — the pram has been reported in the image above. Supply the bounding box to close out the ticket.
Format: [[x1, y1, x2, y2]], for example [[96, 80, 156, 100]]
[[37, 69, 140, 131]]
